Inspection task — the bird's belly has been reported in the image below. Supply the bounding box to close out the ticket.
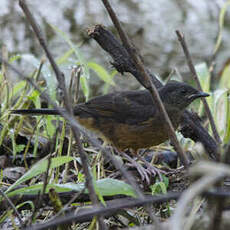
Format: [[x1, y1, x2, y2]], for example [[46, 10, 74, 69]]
[[113, 121, 170, 150], [77, 116, 180, 151], [101, 118, 179, 151]]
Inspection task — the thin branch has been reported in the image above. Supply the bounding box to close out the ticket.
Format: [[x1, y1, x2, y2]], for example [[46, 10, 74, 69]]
[[18, 1, 107, 228], [0, 189, 24, 226], [21, 188, 230, 230], [24, 193, 180, 230], [175, 30, 221, 146], [171, 173, 224, 230]]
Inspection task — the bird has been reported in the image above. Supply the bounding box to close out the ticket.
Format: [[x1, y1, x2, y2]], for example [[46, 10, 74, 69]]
[[11, 81, 209, 181]]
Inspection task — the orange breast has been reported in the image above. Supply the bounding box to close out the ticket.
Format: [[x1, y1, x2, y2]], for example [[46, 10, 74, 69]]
[[76, 114, 181, 151]]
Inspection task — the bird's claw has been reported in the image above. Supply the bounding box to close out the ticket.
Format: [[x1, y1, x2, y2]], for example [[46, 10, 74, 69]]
[[127, 161, 157, 184]]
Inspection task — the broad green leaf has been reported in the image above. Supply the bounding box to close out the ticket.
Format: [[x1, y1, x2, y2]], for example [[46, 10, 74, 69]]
[[91, 166, 106, 205], [6, 184, 72, 197], [195, 63, 210, 93], [88, 62, 115, 86], [94, 178, 136, 197], [5, 156, 74, 193], [195, 63, 211, 115], [219, 62, 230, 89], [6, 179, 136, 198], [210, 89, 229, 139]]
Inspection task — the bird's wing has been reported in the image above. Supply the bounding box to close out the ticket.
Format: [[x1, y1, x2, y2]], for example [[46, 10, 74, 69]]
[[74, 90, 157, 124]]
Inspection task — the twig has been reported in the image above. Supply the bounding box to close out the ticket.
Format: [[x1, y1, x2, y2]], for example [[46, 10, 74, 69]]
[[42, 155, 52, 195], [175, 30, 221, 146], [171, 173, 224, 230], [101, 0, 189, 168], [24, 193, 180, 230], [0, 189, 24, 226], [171, 160, 230, 230], [208, 141, 230, 230], [18, 1, 107, 229], [21, 187, 230, 230]]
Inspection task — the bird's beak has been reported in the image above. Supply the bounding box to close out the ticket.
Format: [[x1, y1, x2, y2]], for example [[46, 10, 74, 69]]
[[188, 92, 210, 100]]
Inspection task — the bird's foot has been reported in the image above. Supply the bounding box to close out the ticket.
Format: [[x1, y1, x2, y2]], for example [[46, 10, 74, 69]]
[[123, 153, 160, 184], [136, 155, 167, 181], [126, 160, 153, 184]]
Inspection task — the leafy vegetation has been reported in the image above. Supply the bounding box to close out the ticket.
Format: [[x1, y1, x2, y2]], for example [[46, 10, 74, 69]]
[[0, 2, 230, 229]]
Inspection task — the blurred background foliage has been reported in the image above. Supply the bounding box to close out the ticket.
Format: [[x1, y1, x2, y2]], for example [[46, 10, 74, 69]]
[[1, 0, 230, 92]]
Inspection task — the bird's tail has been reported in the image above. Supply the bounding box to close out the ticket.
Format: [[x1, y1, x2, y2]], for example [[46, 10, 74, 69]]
[[11, 108, 61, 116]]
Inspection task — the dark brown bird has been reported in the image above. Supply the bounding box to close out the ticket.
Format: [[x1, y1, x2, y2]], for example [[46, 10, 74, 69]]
[[11, 81, 209, 151], [11, 81, 209, 182]]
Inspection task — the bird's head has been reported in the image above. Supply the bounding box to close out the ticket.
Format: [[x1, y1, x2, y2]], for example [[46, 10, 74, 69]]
[[159, 81, 209, 110]]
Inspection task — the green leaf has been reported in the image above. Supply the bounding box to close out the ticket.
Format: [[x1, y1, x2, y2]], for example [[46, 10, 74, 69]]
[[6, 184, 72, 197], [20, 54, 57, 100], [80, 75, 90, 100], [49, 24, 90, 100], [219, 62, 230, 89], [162, 174, 169, 188], [16, 201, 35, 211], [150, 182, 167, 195], [11, 81, 27, 98], [210, 89, 229, 139], [150, 176, 169, 195], [9, 54, 21, 63], [224, 94, 230, 144], [94, 178, 136, 197], [15, 144, 26, 153], [88, 62, 115, 86], [103, 70, 117, 94], [195, 63, 211, 115], [6, 179, 136, 198], [195, 63, 210, 93], [45, 115, 56, 138], [0, 73, 3, 83], [5, 156, 74, 194]]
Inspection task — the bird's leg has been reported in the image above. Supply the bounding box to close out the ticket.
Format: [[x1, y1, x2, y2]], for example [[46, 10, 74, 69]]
[[121, 152, 152, 184], [136, 154, 165, 182]]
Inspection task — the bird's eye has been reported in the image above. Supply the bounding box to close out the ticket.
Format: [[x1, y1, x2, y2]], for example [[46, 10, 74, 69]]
[[180, 89, 187, 94]]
